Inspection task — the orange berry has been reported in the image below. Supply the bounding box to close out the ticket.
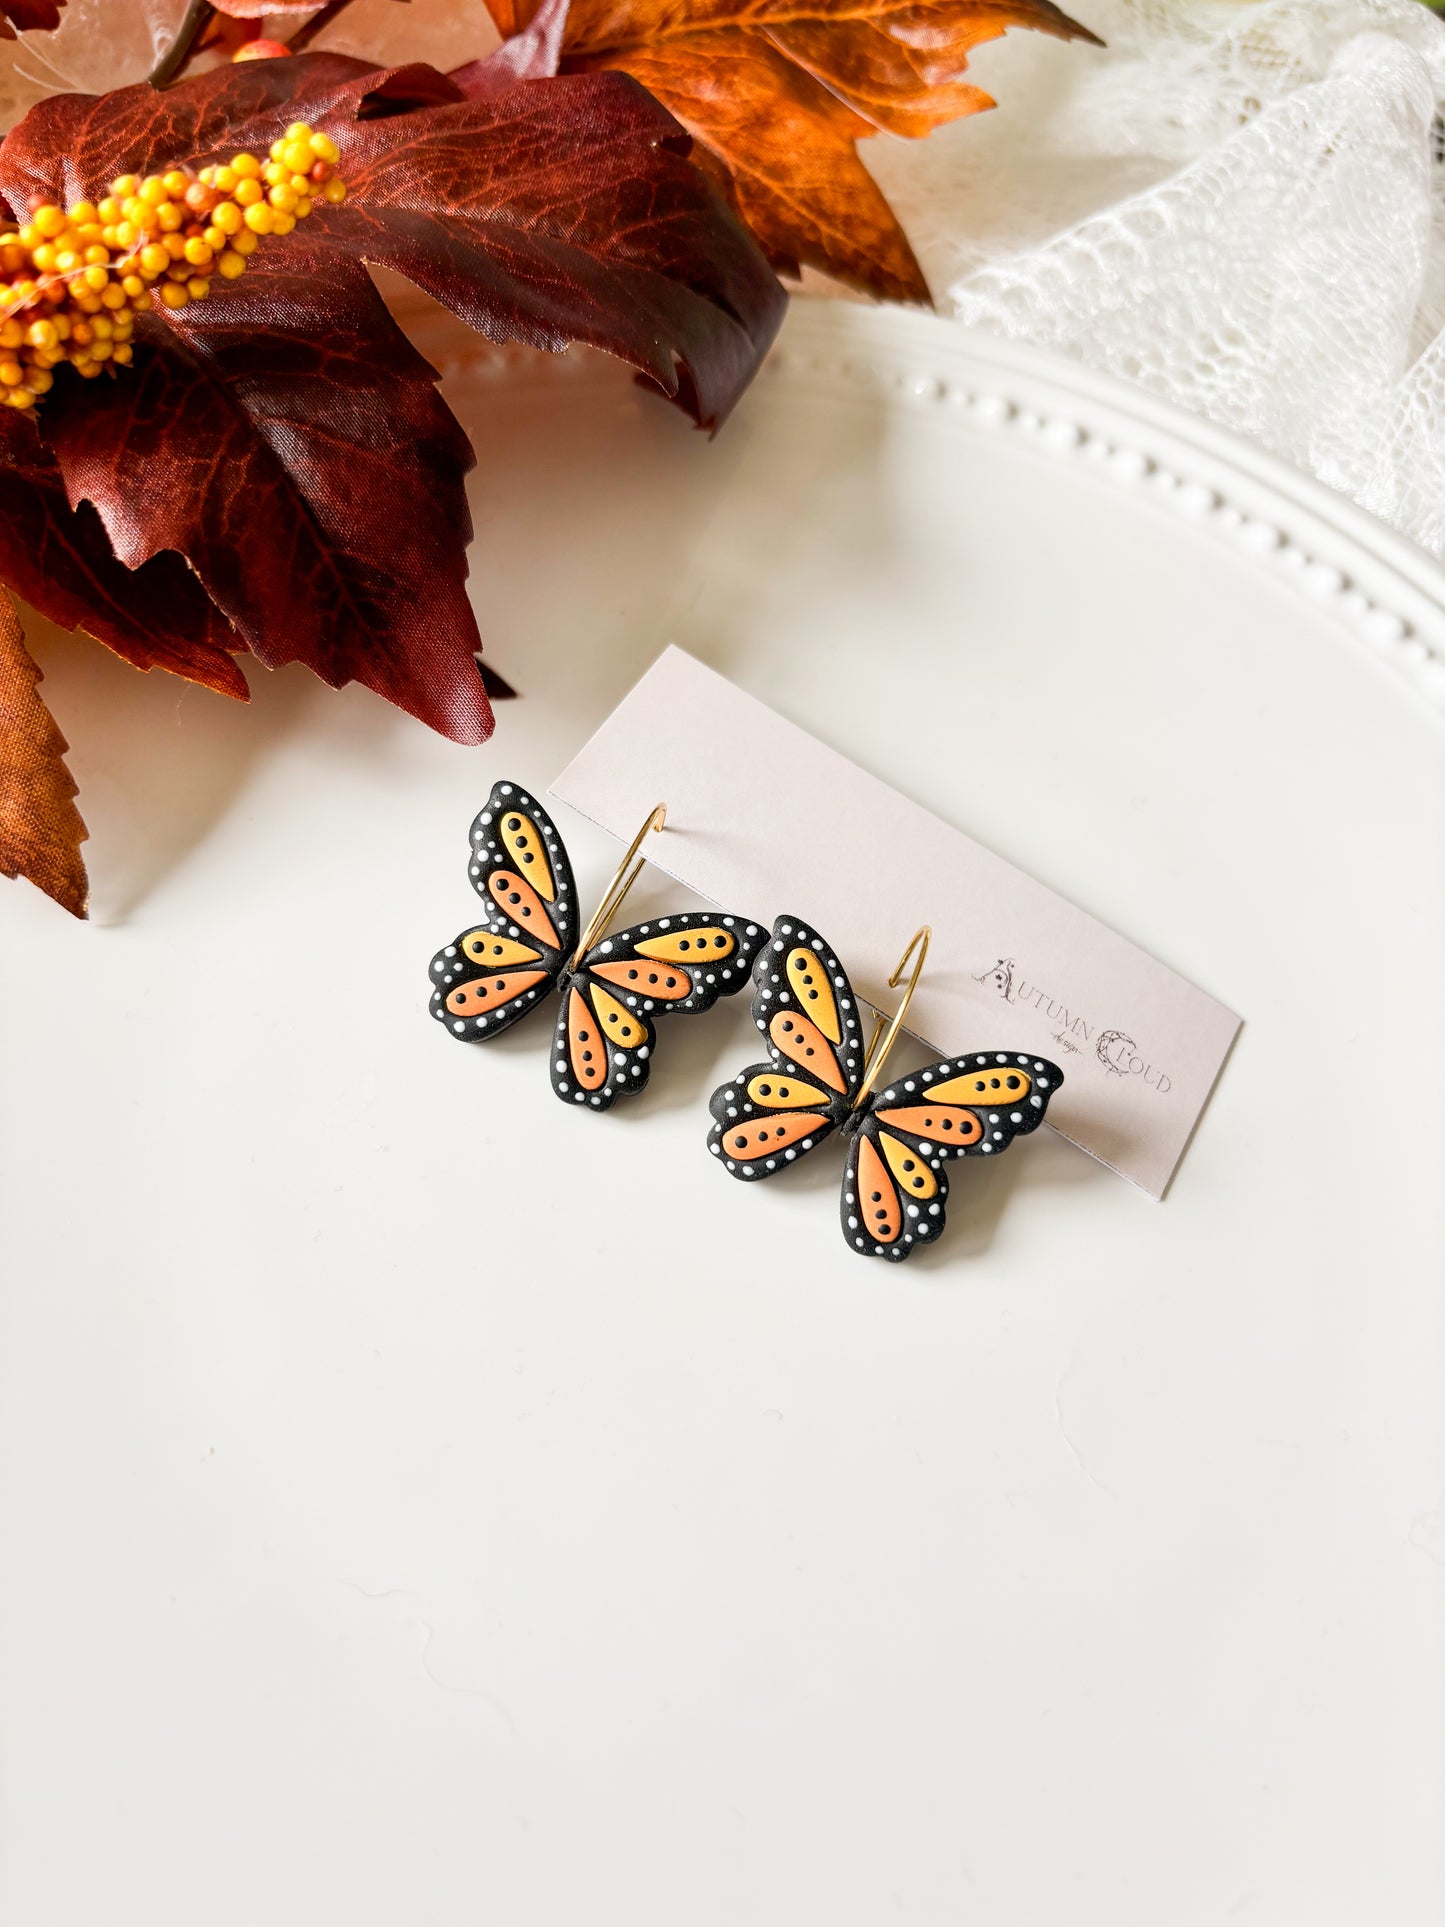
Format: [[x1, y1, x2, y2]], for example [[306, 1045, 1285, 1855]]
[[158, 281, 188, 309]]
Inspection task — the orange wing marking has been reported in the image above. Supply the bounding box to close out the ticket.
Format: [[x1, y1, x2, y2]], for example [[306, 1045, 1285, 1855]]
[[725, 1113, 828, 1159], [874, 1104, 983, 1146], [567, 986, 606, 1089], [591, 960, 691, 1003], [446, 969, 549, 1017], [856, 1135, 901, 1243], [768, 1011, 845, 1091], [487, 870, 561, 950]]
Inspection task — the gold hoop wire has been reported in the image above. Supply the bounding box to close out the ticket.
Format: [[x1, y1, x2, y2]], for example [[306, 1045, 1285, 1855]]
[[853, 925, 932, 1111], [570, 804, 667, 968]]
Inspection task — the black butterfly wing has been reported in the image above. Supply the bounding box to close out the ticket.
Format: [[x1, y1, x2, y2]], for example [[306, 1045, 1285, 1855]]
[[708, 913, 865, 1179], [427, 779, 574, 1043], [554, 910, 767, 1111], [844, 1051, 1065, 1261]]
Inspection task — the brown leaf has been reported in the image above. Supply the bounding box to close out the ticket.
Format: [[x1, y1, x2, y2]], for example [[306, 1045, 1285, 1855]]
[[481, 0, 1103, 300], [0, 587, 88, 917]]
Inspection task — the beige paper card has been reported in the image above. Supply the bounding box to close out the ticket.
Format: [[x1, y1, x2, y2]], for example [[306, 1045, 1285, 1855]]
[[553, 648, 1240, 1198]]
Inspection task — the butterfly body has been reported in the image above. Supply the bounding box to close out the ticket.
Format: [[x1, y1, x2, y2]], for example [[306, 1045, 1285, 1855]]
[[429, 781, 765, 1110], [708, 915, 1063, 1261]]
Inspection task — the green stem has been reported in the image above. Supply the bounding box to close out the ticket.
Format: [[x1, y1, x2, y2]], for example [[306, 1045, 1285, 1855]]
[[148, 0, 215, 88]]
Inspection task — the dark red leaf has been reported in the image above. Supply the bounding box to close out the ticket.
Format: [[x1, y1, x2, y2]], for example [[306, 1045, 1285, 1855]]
[[0, 0, 63, 40], [40, 243, 491, 742], [0, 408, 247, 698], [318, 73, 784, 429], [453, 0, 568, 98], [0, 55, 782, 743]]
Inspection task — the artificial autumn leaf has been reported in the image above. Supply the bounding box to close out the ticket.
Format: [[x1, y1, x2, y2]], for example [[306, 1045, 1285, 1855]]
[[0, 587, 87, 917], [0, 0, 63, 38], [475, 0, 1102, 301], [0, 405, 247, 697], [0, 52, 785, 755]]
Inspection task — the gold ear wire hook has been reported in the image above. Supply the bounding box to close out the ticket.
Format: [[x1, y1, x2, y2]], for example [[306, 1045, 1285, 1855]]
[[571, 804, 667, 969], [852, 925, 932, 1111]]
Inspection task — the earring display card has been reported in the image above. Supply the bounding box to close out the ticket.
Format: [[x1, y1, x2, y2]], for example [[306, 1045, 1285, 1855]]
[[553, 647, 1241, 1199]]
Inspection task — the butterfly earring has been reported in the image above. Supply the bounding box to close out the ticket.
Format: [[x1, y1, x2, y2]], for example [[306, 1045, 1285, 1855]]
[[429, 780, 766, 1110], [708, 916, 1064, 1261]]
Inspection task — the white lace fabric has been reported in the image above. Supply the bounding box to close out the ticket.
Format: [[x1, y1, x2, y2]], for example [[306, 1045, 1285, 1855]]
[[882, 0, 1445, 560], [5, 0, 1445, 558]]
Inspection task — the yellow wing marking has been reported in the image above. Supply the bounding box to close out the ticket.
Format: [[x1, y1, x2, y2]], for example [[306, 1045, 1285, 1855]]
[[461, 931, 542, 968], [746, 1072, 834, 1109], [497, 808, 554, 902], [879, 1131, 938, 1200], [785, 946, 840, 1043], [926, 1067, 1032, 1105], [590, 984, 647, 1047], [635, 927, 736, 964]]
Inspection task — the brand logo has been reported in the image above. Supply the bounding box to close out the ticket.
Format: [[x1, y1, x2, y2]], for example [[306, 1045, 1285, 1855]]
[[973, 959, 1172, 1095]]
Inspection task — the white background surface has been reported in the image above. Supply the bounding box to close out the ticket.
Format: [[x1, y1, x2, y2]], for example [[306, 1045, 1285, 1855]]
[[2, 301, 1444, 1924]]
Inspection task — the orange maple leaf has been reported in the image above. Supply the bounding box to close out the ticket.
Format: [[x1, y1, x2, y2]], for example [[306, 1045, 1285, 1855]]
[[0, 589, 88, 918], [484, 0, 1103, 302]]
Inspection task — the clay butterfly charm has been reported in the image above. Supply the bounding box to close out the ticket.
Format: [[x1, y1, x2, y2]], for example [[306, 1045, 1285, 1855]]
[[429, 781, 765, 1111], [708, 914, 1063, 1260]]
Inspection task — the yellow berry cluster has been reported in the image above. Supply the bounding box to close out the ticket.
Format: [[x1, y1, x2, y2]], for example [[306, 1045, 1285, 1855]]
[[0, 122, 346, 410]]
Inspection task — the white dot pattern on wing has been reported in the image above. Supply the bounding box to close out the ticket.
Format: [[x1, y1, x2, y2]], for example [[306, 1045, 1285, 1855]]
[[428, 780, 764, 1113], [707, 917, 1065, 1265]]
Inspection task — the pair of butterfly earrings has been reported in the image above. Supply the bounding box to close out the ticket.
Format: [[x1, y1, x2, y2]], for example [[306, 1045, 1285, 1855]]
[[428, 781, 1063, 1264]]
